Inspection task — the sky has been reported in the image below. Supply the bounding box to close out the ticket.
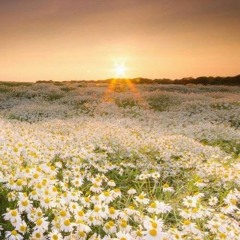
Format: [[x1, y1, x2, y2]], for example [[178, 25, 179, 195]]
[[0, 0, 240, 82]]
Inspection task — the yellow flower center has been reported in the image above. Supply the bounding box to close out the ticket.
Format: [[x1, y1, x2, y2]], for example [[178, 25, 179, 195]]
[[109, 207, 115, 214], [104, 191, 110, 197], [105, 224, 111, 229], [20, 225, 26, 232], [64, 219, 71, 226], [109, 221, 114, 226], [149, 229, 157, 236], [78, 231, 85, 237], [21, 200, 28, 206], [36, 219, 43, 226], [53, 235, 59, 240], [36, 232, 41, 238], [94, 206, 100, 212], [33, 173, 39, 179], [139, 194, 144, 199], [78, 210, 84, 216], [150, 202, 157, 208], [230, 199, 237, 205], [120, 220, 127, 228], [31, 190, 37, 195], [151, 222, 158, 228], [11, 230, 18, 236], [219, 233, 227, 239], [60, 211, 67, 217], [16, 179, 23, 186], [11, 210, 18, 217], [183, 220, 191, 225], [37, 212, 42, 217], [42, 179, 47, 186], [192, 208, 198, 213]]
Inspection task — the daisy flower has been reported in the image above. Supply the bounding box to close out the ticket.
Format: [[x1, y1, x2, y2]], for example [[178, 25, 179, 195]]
[[5, 230, 23, 240]]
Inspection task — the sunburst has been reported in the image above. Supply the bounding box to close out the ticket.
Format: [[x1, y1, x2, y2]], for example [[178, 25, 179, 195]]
[[114, 62, 127, 77]]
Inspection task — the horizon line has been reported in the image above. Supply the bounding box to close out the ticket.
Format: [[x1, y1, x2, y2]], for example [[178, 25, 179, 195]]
[[1, 74, 240, 83]]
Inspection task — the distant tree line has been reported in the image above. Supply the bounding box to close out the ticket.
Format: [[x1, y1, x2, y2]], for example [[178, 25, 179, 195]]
[[36, 75, 240, 86], [153, 75, 240, 85], [123, 75, 240, 85]]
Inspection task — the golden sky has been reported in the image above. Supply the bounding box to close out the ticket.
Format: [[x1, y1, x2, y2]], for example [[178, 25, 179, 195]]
[[0, 0, 240, 81]]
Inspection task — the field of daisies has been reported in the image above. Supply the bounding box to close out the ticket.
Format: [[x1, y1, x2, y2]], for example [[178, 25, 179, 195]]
[[0, 81, 239, 240]]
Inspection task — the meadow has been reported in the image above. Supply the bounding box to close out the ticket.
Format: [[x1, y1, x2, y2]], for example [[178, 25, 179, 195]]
[[0, 81, 239, 240]]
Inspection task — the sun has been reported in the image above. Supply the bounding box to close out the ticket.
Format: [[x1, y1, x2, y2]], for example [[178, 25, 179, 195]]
[[114, 62, 127, 77]]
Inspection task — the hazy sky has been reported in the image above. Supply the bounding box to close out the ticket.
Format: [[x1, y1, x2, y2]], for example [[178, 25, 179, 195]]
[[0, 0, 240, 81]]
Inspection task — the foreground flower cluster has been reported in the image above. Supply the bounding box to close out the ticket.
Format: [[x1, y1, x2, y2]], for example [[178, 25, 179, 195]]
[[0, 82, 239, 239]]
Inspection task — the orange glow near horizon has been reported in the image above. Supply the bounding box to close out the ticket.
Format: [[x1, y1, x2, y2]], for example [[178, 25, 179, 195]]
[[0, 1, 240, 82], [103, 78, 148, 108]]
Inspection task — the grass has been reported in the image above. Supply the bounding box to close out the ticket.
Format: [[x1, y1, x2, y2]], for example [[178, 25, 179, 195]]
[[148, 96, 171, 111], [0, 87, 10, 93], [60, 87, 76, 92], [201, 139, 240, 157], [44, 92, 64, 101], [115, 98, 138, 108]]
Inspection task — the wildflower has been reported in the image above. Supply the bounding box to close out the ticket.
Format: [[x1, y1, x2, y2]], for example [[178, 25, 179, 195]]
[[108, 206, 119, 219], [118, 219, 132, 232], [135, 192, 150, 205], [143, 217, 164, 231], [116, 231, 133, 240], [48, 230, 63, 240], [183, 196, 198, 208], [3, 209, 21, 224], [107, 180, 116, 187], [127, 188, 137, 195], [60, 218, 74, 232], [31, 230, 46, 239], [91, 204, 109, 219], [138, 173, 148, 180], [112, 188, 122, 198], [90, 183, 103, 193], [15, 221, 27, 234], [147, 201, 172, 214], [7, 191, 18, 201], [151, 172, 160, 179], [162, 183, 174, 193], [75, 208, 86, 221], [208, 196, 218, 206], [182, 220, 203, 237], [18, 196, 33, 213], [5, 230, 23, 240], [99, 190, 114, 203], [103, 220, 117, 234], [34, 217, 49, 231], [81, 197, 91, 208]]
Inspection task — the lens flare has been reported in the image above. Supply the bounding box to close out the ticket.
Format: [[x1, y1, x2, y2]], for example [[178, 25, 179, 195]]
[[114, 62, 127, 77]]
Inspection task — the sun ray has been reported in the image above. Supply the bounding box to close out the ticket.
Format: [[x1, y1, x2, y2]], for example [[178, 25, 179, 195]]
[[125, 79, 148, 108], [114, 62, 127, 78], [103, 79, 116, 102], [103, 61, 148, 107]]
